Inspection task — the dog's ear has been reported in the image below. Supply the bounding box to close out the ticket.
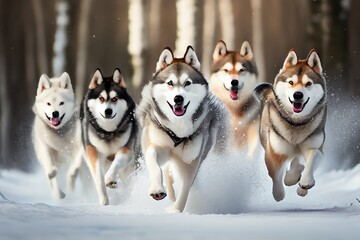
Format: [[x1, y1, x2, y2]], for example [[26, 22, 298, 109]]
[[113, 68, 126, 89], [254, 83, 275, 103], [156, 47, 174, 72], [184, 45, 201, 71], [59, 72, 72, 91], [213, 40, 227, 61], [280, 49, 298, 73], [89, 69, 103, 89], [37, 74, 51, 95], [306, 49, 323, 75], [240, 41, 254, 59]]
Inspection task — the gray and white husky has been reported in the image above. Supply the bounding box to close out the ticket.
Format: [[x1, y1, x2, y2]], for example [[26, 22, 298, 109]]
[[137, 46, 229, 213], [80, 68, 138, 205], [32, 72, 83, 199], [255, 49, 327, 201]]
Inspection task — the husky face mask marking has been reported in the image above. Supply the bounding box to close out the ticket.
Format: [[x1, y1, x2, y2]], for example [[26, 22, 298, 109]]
[[35, 72, 75, 129], [152, 46, 207, 121], [87, 69, 128, 132], [275, 50, 325, 118], [211, 40, 258, 102]]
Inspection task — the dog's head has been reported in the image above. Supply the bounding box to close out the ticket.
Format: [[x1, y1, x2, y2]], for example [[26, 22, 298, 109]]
[[274, 49, 326, 117], [86, 68, 133, 132], [151, 46, 207, 121], [34, 72, 75, 129], [210, 40, 258, 104]]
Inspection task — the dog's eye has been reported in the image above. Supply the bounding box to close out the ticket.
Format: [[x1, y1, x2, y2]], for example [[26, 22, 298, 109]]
[[47, 102, 51, 106], [184, 81, 191, 87], [59, 102, 64, 106], [306, 82, 312, 87], [99, 97, 105, 102], [288, 81, 294, 86], [111, 97, 118, 102], [223, 69, 229, 73], [167, 81, 173, 86], [239, 68, 245, 73]]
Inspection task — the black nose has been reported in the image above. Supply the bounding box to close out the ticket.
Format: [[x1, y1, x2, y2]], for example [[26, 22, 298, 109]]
[[293, 91, 304, 100], [174, 95, 184, 104], [231, 79, 239, 87], [52, 111, 59, 118], [105, 108, 113, 117]]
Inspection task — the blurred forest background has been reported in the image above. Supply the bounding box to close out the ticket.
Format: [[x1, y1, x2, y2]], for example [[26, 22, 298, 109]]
[[0, 0, 359, 171]]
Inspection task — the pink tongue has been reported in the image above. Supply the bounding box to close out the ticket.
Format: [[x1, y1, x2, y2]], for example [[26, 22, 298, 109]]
[[174, 107, 185, 116], [51, 118, 61, 126], [230, 90, 238, 99], [293, 103, 303, 113]]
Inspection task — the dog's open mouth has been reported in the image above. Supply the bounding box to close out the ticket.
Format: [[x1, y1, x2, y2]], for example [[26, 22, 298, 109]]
[[289, 98, 310, 113], [46, 113, 65, 127], [167, 101, 190, 117], [223, 83, 242, 100]]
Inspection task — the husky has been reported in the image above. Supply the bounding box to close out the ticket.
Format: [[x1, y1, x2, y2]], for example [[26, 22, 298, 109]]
[[137, 46, 228, 213], [32, 72, 83, 200], [254, 49, 327, 201], [80, 68, 138, 205], [209, 40, 260, 157]]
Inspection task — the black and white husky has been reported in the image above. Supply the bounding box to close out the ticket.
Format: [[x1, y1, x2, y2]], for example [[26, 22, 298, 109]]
[[137, 46, 229, 213], [255, 49, 327, 201], [80, 68, 138, 205]]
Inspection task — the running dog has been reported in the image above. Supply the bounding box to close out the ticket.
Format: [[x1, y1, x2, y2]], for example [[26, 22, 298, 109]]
[[255, 49, 327, 201], [80, 68, 138, 205], [32, 72, 82, 199], [137, 46, 228, 213], [210, 40, 260, 157]]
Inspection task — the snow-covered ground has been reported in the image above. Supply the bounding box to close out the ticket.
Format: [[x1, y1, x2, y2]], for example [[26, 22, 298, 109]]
[[1, 149, 360, 240]]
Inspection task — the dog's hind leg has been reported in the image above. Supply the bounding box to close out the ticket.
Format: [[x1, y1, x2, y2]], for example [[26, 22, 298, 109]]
[[246, 122, 260, 159], [164, 163, 175, 202], [265, 151, 287, 202], [284, 157, 304, 186], [67, 149, 84, 191], [86, 145, 109, 205], [104, 146, 133, 189]]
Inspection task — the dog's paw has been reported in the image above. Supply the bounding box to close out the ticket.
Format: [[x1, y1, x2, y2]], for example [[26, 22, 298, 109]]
[[165, 205, 181, 214], [67, 169, 79, 191], [297, 186, 308, 197], [298, 176, 315, 190], [272, 183, 285, 202], [99, 196, 109, 205], [150, 192, 167, 201], [53, 189, 65, 199], [106, 181, 117, 189]]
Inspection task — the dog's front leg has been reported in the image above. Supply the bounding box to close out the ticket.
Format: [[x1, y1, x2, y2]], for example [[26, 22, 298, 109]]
[[297, 148, 322, 196], [146, 144, 169, 201], [104, 146, 133, 188], [67, 148, 84, 191], [85, 145, 108, 205]]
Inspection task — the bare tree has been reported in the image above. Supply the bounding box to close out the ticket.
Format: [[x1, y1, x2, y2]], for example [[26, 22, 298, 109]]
[[52, 0, 69, 77], [218, 0, 235, 49], [32, 0, 49, 74], [75, 0, 93, 104], [175, 0, 196, 56], [201, 0, 216, 78], [128, 0, 146, 88], [251, 0, 265, 82]]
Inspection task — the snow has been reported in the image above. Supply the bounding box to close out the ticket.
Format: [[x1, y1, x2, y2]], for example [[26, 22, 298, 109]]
[[1, 150, 360, 240]]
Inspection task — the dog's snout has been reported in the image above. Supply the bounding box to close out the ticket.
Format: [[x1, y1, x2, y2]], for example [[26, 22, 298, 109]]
[[105, 108, 113, 117], [231, 79, 239, 87], [52, 111, 59, 118], [293, 91, 304, 100], [174, 95, 184, 104]]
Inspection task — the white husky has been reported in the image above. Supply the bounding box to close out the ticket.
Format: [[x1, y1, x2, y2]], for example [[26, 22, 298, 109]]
[[32, 72, 83, 199]]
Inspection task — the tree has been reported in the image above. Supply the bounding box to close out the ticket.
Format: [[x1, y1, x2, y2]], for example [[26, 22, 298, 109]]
[[201, 0, 216, 78], [251, 0, 265, 83], [175, 0, 196, 56]]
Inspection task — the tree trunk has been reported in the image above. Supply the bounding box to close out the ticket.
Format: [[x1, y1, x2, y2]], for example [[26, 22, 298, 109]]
[[175, 0, 196, 56], [128, 0, 146, 88], [251, 0, 265, 82], [75, 0, 93, 104], [201, 0, 216, 78], [348, 0, 360, 96], [218, 0, 235, 49], [32, 0, 49, 74], [52, 0, 69, 77]]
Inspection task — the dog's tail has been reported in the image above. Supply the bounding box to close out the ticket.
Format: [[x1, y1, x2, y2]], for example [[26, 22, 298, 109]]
[[254, 83, 276, 103]]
